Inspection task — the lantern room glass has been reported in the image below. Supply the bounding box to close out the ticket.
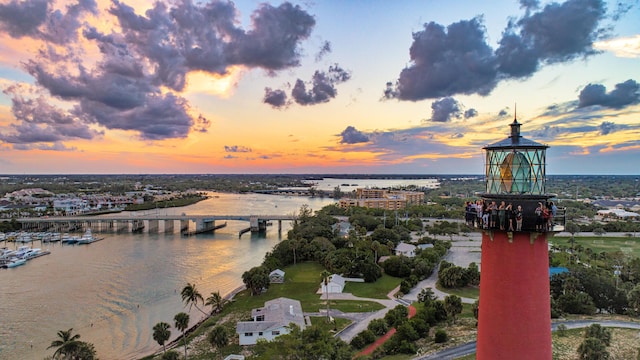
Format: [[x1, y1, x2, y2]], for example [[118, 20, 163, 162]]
[[485, 148, 546, 195]]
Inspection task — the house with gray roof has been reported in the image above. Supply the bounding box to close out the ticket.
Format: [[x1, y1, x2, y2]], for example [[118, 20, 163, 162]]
[[417, 243, 434, 251], [395, 242, 417, 257], [269, 269, 285, 283], [320, 274, 345, 294], [236, 297, 306, 345]]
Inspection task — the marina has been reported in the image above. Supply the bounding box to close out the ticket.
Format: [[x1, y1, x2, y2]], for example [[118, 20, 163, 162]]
[[0, 244, 51, 269], [0, 229, 104, 247]]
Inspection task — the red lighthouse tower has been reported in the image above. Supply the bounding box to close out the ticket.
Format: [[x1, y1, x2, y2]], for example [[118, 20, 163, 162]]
[[476, 119, 562, 360]]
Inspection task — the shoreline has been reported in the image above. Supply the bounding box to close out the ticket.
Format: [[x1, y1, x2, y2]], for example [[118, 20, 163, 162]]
[[136, 284, 247, 359]]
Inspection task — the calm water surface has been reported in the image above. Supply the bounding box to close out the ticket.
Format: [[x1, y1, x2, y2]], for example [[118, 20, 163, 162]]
[[0, 193, 334, 360]]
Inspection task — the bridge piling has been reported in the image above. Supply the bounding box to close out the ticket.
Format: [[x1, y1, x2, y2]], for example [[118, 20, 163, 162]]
[[164, 220, 174, 233], [13, 214, 298, 237]]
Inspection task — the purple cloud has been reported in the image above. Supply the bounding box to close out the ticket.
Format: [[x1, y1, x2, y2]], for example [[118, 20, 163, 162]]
[[0, 87, 102, 145], [387, 0, 610, 100], [0, 0, 319, 146], [431, 97, 462, 122], [263, 88, 288, 108], [291, 64, 351, 106], [0, 0, 48, 38], [339, 126, 369, 144], [224, 145, 252, 153], [394, 18, 498, 100], [498, 0, 606, 78], [464, 108, 478, 119], [0, 0, 96, 43], [578, 79, 640, 109]]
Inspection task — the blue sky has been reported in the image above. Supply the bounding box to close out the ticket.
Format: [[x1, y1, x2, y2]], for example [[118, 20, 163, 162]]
[[0, 0, 638, 174]]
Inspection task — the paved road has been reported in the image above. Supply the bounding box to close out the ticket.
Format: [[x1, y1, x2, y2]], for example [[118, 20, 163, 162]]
[[413, 320, 640, 360], [403, 235, 480, 305]]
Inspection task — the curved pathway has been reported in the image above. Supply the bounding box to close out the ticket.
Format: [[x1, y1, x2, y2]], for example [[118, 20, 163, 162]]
[[413, 320, 640, 360], [326, 289, 403, 343]]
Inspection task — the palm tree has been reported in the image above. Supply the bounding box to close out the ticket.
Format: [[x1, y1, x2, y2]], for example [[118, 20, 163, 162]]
[[152, 322, 171, 354], [371, 240, 381, 263], [48, 328, 81, 359], [321, 270, 332, 321], [205, 291, 226, 315], [174, 312, 190, 360], [207, 326, 229, 348], [181, 282, 207, 316]]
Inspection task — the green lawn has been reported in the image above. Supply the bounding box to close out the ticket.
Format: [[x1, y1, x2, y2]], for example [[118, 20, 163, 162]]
[[552, 236, 640, 257], [309, 316, 352, 331], [343, 274, 402, 299], [435, 284, 480, 300], [223, 262, 386, 315]]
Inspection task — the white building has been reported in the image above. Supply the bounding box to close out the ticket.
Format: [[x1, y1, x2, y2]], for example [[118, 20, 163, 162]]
[[320, 274, 345, 294], [395, 242, 417, 257], [53, 198, 89, 215], [597, 209, 640, 219], [236, 297, 307, 346], [269, 269, 285, 283]]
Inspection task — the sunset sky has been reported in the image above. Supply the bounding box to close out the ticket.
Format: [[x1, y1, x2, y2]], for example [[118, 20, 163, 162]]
[[0, 0, 638, 175]]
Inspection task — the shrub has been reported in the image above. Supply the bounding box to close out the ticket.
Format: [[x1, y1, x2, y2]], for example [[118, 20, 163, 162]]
[[584, 324, 611, 346], [161, 350, 180, 360], [350, 330, 376, 349], [397, 340, 417, 354], [557, 324, 567, 337], [384, 305, 409, 328], [368, 319, 389, 336], [434, 329, 448, 343]]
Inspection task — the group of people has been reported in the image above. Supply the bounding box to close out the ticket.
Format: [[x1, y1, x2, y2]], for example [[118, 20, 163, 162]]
[[464, 200, 557, 232], [534, 201, 558, 232]]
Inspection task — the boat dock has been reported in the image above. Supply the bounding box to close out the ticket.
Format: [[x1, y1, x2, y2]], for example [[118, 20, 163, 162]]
[[0, 249, 51, 269]]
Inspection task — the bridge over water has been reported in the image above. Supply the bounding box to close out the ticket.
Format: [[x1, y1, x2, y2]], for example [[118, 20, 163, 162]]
[[15, 214, 298, 236]]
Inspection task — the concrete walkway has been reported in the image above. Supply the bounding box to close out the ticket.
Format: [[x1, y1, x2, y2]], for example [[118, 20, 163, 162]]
[[326, 288, 404, 343]]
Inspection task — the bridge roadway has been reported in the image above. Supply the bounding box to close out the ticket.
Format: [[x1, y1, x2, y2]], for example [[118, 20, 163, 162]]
[[16, 214, 298, 235]]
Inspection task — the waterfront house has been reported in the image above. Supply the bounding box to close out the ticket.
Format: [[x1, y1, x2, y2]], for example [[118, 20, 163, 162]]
[[269, 269, 285, 283], [236, 297, 307, 346], [320, 274, 345, 294]]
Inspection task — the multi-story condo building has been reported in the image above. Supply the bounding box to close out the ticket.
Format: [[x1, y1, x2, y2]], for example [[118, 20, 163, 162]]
[[339, 189, 424, 210]]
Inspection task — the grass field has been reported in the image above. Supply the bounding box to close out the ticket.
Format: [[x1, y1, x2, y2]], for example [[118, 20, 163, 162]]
[[435, 284, 479, 300], [551, 236, 640, 258], [227, 262, 385, 314], [448, 327, 640, 360], [343, 274, 402, 299]]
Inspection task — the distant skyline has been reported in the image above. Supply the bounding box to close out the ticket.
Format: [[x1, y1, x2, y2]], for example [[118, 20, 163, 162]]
[[0, 0, 639, 175]]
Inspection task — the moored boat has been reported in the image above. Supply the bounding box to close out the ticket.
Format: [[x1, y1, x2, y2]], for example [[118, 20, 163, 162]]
[[6, 258, 27, 268], [76, 229, 96, 244], [61, 234, 79, 245]]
